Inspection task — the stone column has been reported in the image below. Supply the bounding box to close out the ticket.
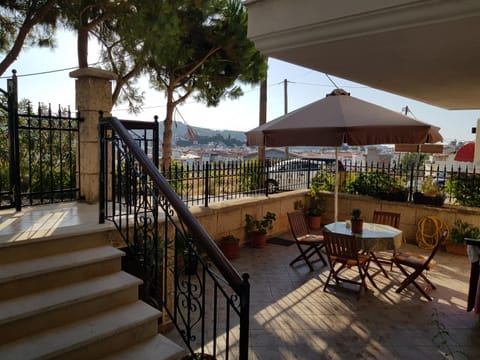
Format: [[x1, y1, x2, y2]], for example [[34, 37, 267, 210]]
[[69, 68, 117, 203]]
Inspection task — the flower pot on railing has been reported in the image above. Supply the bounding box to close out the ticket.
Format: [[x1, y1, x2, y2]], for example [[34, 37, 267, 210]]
[[377, 190, 409, 202], [413, 192, 445, 206]]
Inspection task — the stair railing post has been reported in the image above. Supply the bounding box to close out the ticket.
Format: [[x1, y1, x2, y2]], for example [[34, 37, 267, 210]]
[[7, 70, 21, 211]]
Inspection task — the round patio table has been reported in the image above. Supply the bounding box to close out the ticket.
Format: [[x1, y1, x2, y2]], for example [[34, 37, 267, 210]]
[[324, 221, 403, 278], [324, 221, 403, 251]]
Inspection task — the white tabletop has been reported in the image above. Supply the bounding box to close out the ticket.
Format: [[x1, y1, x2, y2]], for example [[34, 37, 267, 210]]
[[324, 221, 403, 251]]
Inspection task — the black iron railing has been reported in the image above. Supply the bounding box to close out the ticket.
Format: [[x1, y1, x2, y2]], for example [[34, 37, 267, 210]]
[[1, 71, 81, 209], [99, 115, 250, 359], [162, 158, 480, 208]]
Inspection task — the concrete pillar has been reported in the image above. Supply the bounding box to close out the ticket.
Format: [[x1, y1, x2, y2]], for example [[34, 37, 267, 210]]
[[69, 68, 117, 203]]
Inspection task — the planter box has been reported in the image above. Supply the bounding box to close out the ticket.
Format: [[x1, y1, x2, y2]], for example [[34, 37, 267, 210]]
[[377, 190, 408, 202], [445, 243, 467, 256], [413, 192, 445, 207]]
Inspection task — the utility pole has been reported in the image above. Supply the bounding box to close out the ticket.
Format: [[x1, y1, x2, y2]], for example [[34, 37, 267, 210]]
[[284, 79, 289, 160], [258, 79, 267, 163]]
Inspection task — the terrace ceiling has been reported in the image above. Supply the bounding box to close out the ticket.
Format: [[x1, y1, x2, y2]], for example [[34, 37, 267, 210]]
[[245, 0, 480, 110]]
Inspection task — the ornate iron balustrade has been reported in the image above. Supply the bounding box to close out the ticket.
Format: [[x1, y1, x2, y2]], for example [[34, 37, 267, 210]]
[[99, 115, 250, 359], [1, 71, 81, 209]]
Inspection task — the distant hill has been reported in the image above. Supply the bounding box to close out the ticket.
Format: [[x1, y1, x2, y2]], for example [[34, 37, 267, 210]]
[[158, 121, 247, 146]]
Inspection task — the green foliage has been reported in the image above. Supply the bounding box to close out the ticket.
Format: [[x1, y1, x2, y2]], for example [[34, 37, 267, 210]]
[[450, 219, 480, 245], [446, 173, 480, 207], [238, 160, 264, 192], [0, 0, 58, 75], [245, 211, 276, 235], [125, 0, 267, 166], [310, 170, 336, 192], [351, 209, 361, 220], [306, 194, 325, 216], [165, 161, 186, 194], [0, 100, 78, 201], [420, 176, 442, 196], [400, 152, 427, 169], [345, 170, 405, 197]]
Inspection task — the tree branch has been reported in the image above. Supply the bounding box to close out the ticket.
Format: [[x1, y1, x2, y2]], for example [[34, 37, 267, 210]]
[[0, 0, 58, 76], [172, 47, 220, 87]]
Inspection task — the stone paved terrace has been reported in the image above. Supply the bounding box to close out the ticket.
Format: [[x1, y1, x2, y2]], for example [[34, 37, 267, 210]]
[[1, 202, 479, 359], [223, 237, 480, 359]]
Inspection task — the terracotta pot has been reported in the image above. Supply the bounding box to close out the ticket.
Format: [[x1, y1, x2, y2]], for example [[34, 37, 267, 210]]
[[445, 242, 467, 256], [220, 241, 240, 259], [251, 233, 267, 248], [351, 219, 364, 234], [308, 215, 322, 230]]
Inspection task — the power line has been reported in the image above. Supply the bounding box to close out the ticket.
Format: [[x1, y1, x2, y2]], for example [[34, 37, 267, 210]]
[[0, 61, 104, 79], [325, 73, 340, 89]]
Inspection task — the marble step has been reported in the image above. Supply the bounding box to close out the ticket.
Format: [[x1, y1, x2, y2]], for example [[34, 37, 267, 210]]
[[0, 271, 142, 344]]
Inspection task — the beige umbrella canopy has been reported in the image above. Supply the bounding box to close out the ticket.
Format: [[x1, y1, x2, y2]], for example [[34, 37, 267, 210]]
[[246, 89, 442, 147], [246, 89, 443, 221]]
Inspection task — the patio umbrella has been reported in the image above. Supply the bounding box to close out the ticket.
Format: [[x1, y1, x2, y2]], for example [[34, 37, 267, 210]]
[[454, 142, 475, 162], [246, 89, 443, 221]]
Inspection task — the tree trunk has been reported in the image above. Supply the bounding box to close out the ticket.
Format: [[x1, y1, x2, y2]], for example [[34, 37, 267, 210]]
[[77, 26, 89, 68], [162, 88, 175, 169]]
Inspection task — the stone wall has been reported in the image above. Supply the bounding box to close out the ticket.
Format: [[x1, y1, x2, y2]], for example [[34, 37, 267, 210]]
[[190, 190, 480, 247]]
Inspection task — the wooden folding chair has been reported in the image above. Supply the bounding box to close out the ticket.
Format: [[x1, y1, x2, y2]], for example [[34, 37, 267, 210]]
[[372, 211, 401, 270], [287, 211, 327, 271], [323, 231, 378, 298], [393, 232, 446, 301]]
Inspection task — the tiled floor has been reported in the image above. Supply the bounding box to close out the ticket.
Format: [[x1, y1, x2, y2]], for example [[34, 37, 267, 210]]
[[228, 237, 480, 360], [1, 203, 479, 359]]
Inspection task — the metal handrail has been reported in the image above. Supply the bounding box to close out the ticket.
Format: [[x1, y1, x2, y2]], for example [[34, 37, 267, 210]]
[[99, 115, 250, 359], [104, 116, 244, 292]]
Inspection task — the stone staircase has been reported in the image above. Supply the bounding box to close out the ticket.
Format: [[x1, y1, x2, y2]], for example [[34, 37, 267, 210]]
[[0, 226, 186, 359]]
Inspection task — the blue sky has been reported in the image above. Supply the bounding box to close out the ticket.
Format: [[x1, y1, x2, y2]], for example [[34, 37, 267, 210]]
[[2, 30, 479, 143]]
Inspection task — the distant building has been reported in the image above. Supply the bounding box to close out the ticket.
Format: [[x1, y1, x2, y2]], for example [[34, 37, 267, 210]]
[[244, 148, 300, 161]]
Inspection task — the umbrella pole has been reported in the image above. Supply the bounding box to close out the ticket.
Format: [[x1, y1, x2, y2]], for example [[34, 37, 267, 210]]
[[334, 147, 339, 222]]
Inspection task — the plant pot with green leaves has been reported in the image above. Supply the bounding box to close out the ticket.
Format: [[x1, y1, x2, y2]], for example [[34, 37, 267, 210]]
[[219, 234, 240, 259], [245, 211, 277, 248], [306, 191, 326, 230], [350, 208, 363, 234], [414, 176, 445, 206], [448, 219, 480, 255]]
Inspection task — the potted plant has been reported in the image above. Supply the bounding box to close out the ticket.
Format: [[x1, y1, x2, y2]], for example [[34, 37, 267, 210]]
[[413, 176, 445, 206], [219, 234, 240, 259], [350, 208, 363, 234], [307, 185, 326, 229], [448, 219, 480, 255], [306, 202, 325, 229], [245, 211, 277, 248]]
